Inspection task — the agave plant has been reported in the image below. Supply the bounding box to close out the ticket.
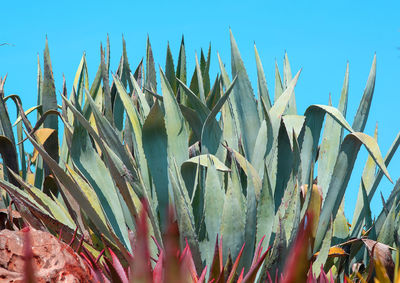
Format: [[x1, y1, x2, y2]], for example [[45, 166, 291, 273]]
[[0, 30, 399, 282]]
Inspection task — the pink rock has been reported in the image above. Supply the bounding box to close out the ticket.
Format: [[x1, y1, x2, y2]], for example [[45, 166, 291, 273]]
[[0, 228, 93, 282]]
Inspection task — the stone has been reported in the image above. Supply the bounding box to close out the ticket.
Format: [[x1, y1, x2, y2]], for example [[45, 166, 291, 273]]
[[0, 227, 93, 282]]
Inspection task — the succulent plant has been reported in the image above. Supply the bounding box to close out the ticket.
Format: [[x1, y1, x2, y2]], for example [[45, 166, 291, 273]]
[[0, 30, 399, 282]]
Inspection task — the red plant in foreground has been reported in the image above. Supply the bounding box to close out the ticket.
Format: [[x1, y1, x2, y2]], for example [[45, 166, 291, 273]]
[[79, 201, 271, 283]]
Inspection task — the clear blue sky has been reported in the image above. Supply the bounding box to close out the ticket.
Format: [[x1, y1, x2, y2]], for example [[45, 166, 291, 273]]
[[2, 0, 400, 219]]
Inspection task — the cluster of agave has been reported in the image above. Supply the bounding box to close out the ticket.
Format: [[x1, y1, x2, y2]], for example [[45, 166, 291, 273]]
[[1, 30, 400, 282]]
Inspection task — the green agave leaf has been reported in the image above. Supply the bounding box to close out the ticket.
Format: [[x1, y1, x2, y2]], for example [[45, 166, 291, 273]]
[[217, 52, 231, 88], [376, 180, 400, 234], [195, 53, 206, 102], [241, 164, 258, 271], [36, 54, 43, 119], [180, 104, 203, 142], [160, 68, 189, 168], [41, 38, 58, 132], [254, 44, 271, 111], [100, 45, 113, 123], [142, 101, 169, 229], [217, 53, 240, 154], [176, 36, 187, 91], [113, 74, 151, 191], [169, 159, 202, 273], [228, 148, 262, 198], [220, 159, 246, 263], [204, 161, 224, 263], [0, 178, 49, 230], [0, 135, 19, 186], [130, 73, 150, 117], [283, 52, 297, 115], [16, 112, 26, 180], [113, 37, 132, 133], [145, 36, 156, 107], [84, 90, 137, 181], [264, 217, 286, 271], [283, 133, 302, 244], [201, 76, 237, 155], [312, 220, 333, 276], [165, 42, 176, 94], [318, 63, 349, 198], [229, 30, 260, 161], [332, 204, 349, 246], [2, 95, 27, 176], [361, 179, 375, 239], [274, 123, 294, 210], [251, 117, 273, 180], [269, 70, 301, 121], [189, 66, 199, 98], [64, 165, 106, 227], [314, 132, 392, 252], [256, 167, 274, 252], [34, 56, 44, 189], [352, 54, 376, 133], [72, 54, 89, 108], [200, 45, 211, 96], [62, 94, 150, 241], [274, 61, 284, 102], [183, 154, 230, 172], [176, 78, 210, 122], [0, 94, 16, 150], [282, 115, 305, 148], [299, 104, 353, 187], [206, 75, 221, 110], [8, 169, 75, 230], [367, 131, 400, 204], [23, 128, 112, 239], [69, 111, 130, 249], [377, 197, 398, 246], [351, 124, 378, 236]]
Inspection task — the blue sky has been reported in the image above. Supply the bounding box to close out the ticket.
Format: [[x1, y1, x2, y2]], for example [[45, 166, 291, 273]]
[[2, 0, 400, 219]]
